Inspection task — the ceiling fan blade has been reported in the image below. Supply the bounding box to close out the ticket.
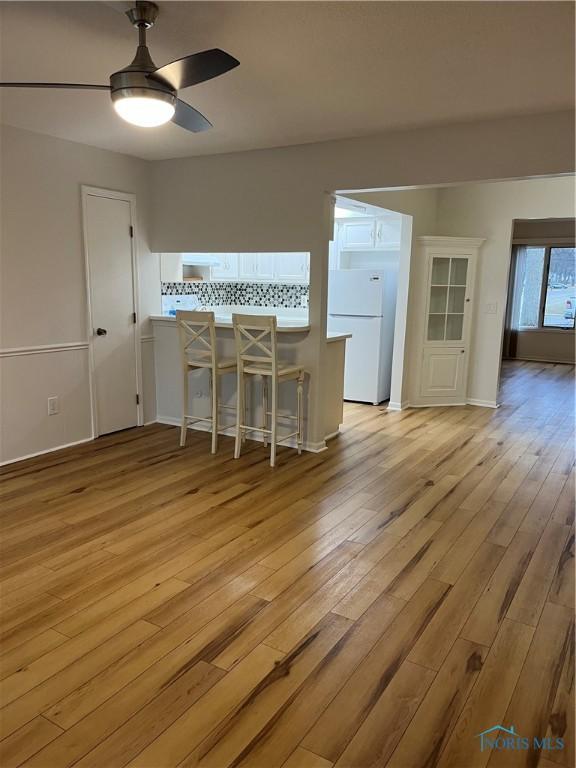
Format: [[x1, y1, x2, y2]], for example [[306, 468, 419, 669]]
[[149, 49, 239, 90], [171, 99, 212, 133], [0, 83, 110, 90]]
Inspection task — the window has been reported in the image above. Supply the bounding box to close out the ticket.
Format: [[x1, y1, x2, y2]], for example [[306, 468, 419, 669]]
[[512, 245, 575, 330], [544, 248, 576, 328]]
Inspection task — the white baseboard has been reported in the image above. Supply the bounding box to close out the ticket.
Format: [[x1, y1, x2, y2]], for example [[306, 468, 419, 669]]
[[0, 437, 93, 467], [387, 401, 409, 411], [511, 356, 575, 365], [467, 398, 500, 409], [409, 401, 467, 408], [156, 416, 328, 453]]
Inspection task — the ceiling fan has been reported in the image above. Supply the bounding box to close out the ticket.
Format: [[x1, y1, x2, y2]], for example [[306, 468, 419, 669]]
[[0, 1, 239, 132]]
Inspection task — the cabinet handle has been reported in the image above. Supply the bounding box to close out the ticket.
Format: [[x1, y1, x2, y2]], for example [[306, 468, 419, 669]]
[[460, 349, 465, 354], [465, 298, 470, 303]]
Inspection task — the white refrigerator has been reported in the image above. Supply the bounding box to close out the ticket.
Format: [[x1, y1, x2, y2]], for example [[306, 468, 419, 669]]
[[328, 268, 398, 405]]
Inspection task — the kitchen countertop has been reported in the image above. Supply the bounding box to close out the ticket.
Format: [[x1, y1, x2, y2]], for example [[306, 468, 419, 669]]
[[150, 314, 310, 333], [150, 315, 350, 342]]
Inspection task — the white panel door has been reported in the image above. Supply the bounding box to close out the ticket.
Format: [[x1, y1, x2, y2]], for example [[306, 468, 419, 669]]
[[84, 192, 138, 435], [420, 347, 466, 399]]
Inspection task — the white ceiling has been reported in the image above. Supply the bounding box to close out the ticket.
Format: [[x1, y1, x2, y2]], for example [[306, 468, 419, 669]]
[[1, 1, 574, 160]]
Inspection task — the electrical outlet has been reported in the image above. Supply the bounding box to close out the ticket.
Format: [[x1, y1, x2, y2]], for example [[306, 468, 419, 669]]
[[47, 396, 59, 416], [485, 302, 498, 315]]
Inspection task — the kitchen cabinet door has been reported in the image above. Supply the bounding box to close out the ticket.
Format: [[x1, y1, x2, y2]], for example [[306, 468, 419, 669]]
[[255, 253, 276, 280], [420, 347, 467, 400], [211, 253, 239, 280], [238, 254, 257, 280], [339, 219, 377, 251], [274, 252, 309, 282]]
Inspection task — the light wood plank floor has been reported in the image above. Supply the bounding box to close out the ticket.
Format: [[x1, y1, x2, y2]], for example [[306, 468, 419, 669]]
[[0, 360, 573, 768]]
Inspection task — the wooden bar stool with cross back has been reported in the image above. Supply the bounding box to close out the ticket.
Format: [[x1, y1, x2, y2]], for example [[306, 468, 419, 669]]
[[232, 313, 306, 467], [176, 310, 236, 454]]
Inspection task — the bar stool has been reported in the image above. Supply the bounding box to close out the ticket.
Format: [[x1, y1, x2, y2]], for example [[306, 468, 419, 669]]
[[232, 313, 306, 468], [176, 310, 236, 454]]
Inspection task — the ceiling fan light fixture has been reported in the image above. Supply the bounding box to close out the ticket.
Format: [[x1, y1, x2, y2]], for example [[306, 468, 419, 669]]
[[112, 88, 175, 127]]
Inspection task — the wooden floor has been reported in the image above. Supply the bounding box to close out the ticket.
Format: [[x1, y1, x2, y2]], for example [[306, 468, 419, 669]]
[[0, 360, 573, 768]]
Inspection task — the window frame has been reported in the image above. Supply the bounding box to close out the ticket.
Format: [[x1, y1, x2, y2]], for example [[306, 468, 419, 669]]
[[513, 242, 575, 331], [540, 245, 576, 330]]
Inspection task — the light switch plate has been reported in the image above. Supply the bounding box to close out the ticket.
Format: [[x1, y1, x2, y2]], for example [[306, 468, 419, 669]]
[[47, 396, 59, 415]]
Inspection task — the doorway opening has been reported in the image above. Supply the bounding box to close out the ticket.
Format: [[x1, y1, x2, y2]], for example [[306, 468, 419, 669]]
[[327, 194, 409, 408], [502, 218, 575, 366]]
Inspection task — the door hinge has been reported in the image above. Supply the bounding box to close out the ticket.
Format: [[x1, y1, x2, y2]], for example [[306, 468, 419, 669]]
[[132, 312, 137, 323], [129, 225, 134, 238], [136, 394, 140, 405]]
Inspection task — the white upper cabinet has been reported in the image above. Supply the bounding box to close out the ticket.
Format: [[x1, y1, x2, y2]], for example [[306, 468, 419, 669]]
[[210, 253, 239, 280], [238, 253, 276, 281], [332, 216, 402, 268], [338, 219, 377, 250], [274, 252, 309, 282], [212, 252, 309, 283]]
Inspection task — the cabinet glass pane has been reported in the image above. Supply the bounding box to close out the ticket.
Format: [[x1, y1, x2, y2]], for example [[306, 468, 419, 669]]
[[428, 314, 445, 341], [431, 257, 450, 285], [447, 286, 466, 313], [446, 314, 464, 340], [430, 286, 448, 314], [450, 258, 468, 285]]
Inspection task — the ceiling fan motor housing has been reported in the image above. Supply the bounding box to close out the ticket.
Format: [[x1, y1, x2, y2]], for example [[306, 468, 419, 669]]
[[110, 2, 175, 110]]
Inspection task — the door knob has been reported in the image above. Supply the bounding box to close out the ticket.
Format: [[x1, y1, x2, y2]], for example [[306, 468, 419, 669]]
[[96, 328, 107, 336]]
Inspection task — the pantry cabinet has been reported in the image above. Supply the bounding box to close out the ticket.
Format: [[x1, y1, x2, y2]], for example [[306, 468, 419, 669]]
[[414, 237, 484, 405]]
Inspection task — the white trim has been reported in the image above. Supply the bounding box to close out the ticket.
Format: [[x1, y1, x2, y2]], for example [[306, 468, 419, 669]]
[[417, 235, 486, 249], [508, 355, 575, 365], [467, 398, 500, 408], [0, 437, 93, 467], [81, 185, 143, 438], [387, 400, 409, 411], [410, 401, 468, 408], [0, 342, 88, 358], [155, 416, 328, 453]]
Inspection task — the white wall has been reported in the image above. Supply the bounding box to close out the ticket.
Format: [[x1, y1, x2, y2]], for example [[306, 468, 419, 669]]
[[0, 126, 159, 464], [436, 176, 576, 405]]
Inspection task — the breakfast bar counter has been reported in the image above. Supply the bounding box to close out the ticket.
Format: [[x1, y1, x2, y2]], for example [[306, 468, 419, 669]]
[[150, 313, 350, 452]]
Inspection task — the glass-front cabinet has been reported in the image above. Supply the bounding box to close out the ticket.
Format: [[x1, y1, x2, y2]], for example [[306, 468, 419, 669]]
[[427, 256, 469, 344], [416, 237, 484, 405]]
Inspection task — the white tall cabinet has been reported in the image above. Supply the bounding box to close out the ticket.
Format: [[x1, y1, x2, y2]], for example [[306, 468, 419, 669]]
[[414, 237, 484, 406]]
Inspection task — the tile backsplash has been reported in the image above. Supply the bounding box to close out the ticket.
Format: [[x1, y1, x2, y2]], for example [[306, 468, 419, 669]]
[[161, 281, 309, 309]]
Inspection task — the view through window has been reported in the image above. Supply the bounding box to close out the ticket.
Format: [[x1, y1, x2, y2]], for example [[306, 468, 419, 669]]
[[512, 245, 575, 330]]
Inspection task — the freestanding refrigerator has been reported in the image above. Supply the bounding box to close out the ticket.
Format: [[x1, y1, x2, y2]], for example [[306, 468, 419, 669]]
[[328, 267, 398, 404]]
